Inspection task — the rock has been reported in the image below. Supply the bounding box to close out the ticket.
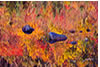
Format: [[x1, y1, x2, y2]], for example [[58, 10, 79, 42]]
[[85, 37, 88, 42], [70, 41, 77, 45], [49, 32, 67, 44], [69, 30, 75, 33], [86, 28, 90, 32], [22, 25, 34, 34]]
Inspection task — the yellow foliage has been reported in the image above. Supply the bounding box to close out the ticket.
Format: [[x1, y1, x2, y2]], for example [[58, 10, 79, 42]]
[[64, 1, 71, 5], [48, 23, 63, 34]]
